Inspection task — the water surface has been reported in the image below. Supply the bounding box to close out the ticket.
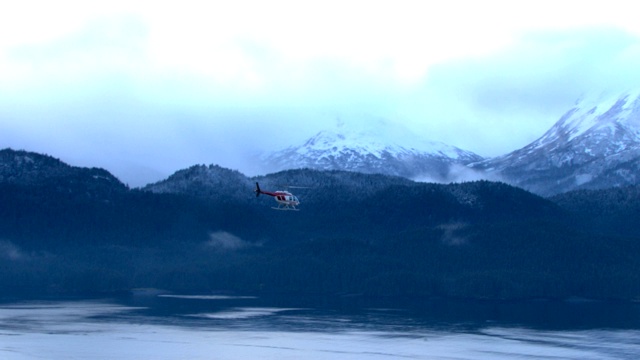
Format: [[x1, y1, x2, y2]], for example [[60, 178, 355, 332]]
[[1, 295, 639, 359]]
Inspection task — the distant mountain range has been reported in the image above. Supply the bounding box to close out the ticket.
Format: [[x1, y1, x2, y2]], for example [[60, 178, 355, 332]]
[[7, 89, 639, 198], [259, 90, 640, 196]]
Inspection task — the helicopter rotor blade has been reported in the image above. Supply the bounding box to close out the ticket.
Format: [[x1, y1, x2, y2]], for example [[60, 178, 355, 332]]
[[277, 184, 311, 189]]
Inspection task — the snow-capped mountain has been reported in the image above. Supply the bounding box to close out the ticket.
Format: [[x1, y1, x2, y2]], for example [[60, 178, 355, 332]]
[[473, 89, 640, 195], [260, 117, 484, 181]]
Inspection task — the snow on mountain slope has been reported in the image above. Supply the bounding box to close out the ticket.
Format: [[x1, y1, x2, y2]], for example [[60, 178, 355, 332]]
[[473, 89, 640, 195], [261, 116, 484, 181]]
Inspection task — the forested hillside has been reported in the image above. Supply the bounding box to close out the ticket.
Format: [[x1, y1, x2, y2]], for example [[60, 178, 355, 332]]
[[550, 185, 640, 238], [1, 149, 640, 300]]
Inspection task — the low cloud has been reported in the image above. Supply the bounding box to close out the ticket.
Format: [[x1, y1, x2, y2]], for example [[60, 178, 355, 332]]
[[446, 164, 495, 183], [413, 164, 505, 185], [206, 231, 253, 251], [437, 222, 469, 246], [0, 240, 26, 260]]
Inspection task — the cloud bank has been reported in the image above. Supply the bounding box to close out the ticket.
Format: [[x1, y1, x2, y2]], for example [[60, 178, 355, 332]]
[[1, 2, 640, 185]]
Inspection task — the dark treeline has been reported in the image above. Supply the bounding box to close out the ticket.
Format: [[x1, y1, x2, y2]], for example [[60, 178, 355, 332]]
[[551, 185, 640, 238], [1, 149, 640, 300]]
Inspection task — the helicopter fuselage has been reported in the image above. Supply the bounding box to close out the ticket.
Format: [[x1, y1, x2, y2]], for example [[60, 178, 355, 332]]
[[255, 183, 300, 210]]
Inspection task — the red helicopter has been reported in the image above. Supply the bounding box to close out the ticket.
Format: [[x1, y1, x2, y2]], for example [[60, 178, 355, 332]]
[[255, 182, 301, 211]]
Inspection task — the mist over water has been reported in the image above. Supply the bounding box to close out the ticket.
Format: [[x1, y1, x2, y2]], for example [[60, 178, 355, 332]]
[[1, 296, 640, 359]]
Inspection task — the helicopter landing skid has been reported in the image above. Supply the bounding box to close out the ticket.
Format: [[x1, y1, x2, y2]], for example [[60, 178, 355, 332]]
[[271, 206, 299, 211]]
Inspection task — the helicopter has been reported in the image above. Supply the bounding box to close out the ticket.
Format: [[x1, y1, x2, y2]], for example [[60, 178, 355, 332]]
[[254, 182, 302, 211]]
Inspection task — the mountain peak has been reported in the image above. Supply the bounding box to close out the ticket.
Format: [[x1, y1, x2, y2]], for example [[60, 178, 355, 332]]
[[302, 116, 469, 159], [474, 89, 640, 195], [560, 88, 640, 141], [260, 115, 483, 180]]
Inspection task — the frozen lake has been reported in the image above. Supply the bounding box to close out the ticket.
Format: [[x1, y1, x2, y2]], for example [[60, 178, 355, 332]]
[[1, 295, 640, 359]]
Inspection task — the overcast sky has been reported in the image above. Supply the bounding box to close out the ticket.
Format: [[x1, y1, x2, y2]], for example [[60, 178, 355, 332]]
[[2, 1, 640, 186]]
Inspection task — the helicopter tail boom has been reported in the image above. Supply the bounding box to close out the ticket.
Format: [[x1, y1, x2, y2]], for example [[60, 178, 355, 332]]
[[254, 182, 283, 198]]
